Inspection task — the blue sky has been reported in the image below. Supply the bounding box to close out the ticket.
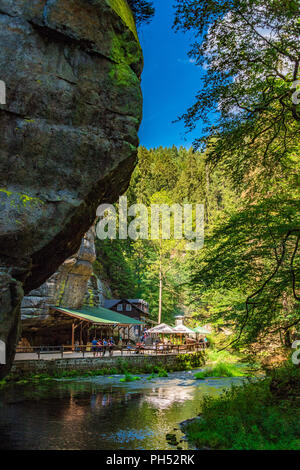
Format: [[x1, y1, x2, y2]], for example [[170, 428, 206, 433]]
[[137, 0, 205, 149]]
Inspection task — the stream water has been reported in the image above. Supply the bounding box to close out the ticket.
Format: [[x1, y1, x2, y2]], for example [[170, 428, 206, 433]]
[[0, 370, 247, 450]]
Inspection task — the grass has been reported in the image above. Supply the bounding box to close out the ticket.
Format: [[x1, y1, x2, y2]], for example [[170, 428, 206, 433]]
[[194, 362, 248, 379], [206, 348, 241, 364], [146, 368, 169, 380], [194, 346, 252, 379], [120, 366, 169, 382], [185, 362, 300, 450], [120, 372, 141, 382], [157, 368, 169, 377]]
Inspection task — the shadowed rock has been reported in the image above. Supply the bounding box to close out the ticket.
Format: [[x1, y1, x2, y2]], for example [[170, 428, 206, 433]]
[[0, 0, 143, 378]]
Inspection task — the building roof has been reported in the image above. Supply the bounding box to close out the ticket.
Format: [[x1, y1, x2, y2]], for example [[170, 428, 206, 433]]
[[172, 324, 194, 334], [103, 299, 149, 309], [147, 323, 174, 334], [52, 306, 144, 326]]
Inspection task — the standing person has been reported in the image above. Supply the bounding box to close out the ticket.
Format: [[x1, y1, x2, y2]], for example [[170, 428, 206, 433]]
[[102, 338, 108, 357], [109, 337, 114, 357], [91, 337, 98, 357], [97, 339, 102, 357]]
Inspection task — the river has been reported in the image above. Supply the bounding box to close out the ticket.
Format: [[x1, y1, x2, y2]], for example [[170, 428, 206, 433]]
[[0, 370, 247, 450]]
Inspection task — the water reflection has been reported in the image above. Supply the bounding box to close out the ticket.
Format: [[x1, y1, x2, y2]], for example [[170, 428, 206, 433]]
[[0, 371, 246, 450], [144, 386, 193, 409]]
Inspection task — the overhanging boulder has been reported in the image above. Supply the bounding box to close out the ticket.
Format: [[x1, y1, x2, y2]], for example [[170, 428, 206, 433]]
[[0, 0, 143, 378]]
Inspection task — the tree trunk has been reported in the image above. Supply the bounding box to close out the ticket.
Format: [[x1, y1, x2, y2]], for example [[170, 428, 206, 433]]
[[158, 240, 163, 324]]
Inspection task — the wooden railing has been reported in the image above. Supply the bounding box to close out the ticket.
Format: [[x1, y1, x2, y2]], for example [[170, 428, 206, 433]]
[[15, 342, 207, 360]]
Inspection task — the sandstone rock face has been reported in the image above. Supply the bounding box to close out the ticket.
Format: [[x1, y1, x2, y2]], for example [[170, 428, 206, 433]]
[[20, 227, 113, 347], [84, 274, 112, 309], [0, 273, 24, 377], [21, 227, 103, 321], [0, 0, 143, 377], [49, 226, 97, 310]]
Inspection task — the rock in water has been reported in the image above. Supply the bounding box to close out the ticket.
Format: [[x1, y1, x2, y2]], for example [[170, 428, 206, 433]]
[[0, 0, 143, 378]]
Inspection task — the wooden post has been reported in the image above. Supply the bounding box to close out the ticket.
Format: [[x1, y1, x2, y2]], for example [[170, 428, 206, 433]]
[[72, 321, 75, 351]]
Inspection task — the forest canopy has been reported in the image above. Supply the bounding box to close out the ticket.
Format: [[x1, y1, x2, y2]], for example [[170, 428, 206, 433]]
[[170, 0, 300, 346], [94, 0, 299, 349]]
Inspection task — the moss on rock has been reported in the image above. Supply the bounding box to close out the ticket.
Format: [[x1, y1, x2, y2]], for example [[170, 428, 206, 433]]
[[107, 0, 139, 42]]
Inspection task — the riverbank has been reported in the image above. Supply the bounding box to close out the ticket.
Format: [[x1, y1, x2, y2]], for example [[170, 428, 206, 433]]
[[180, 361, 300, 450], [0, 352, 205, 386]]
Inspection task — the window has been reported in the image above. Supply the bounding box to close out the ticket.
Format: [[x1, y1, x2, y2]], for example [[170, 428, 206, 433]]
[[126, 304, 132, 312], [117, 304, 123, 311]]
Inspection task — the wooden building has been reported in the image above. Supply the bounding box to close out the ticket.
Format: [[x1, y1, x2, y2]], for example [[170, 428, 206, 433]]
[[103, 299, 151, 328]]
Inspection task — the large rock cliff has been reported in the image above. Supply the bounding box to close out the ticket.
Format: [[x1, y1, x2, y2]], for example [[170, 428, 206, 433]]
[[0, 0, 143, 377], [21, 227, 101, 321]]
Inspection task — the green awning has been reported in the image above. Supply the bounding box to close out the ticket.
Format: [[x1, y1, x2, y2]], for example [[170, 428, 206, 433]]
[[53, 306, 144, 326]]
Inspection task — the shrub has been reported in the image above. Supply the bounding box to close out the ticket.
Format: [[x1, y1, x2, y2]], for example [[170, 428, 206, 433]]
[[157, 368, 168, 377], [186, 363, 300, 450], [120, 372, 141, 382]]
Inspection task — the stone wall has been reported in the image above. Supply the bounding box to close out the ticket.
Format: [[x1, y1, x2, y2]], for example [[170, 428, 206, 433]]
[[11, 352, 205, 376]]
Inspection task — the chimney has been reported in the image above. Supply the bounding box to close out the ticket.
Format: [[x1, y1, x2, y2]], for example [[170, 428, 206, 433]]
[[175, 316, 184, 327]]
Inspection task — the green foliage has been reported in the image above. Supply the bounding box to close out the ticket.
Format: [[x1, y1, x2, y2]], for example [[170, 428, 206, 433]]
[[206, 348, 240, 365], [188, 186, 300, 344], [15, 379, 29, 385], [174, 352, 205, 371], [193, 371, 206, 380], [157, 368, 168, 377], [194, 362, 247, 379], [95, 145, 209, 324], [127, 0, 155, 26], [147, 372, 157, 380], [0, 379, 7, 388], [194, 347, 256, 378], [186, 363, 300, 449], [172, 0, 300, 346], [174, 0, 300, 165], [120, 372, 141, 382], [146, 366, 169, 378]]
